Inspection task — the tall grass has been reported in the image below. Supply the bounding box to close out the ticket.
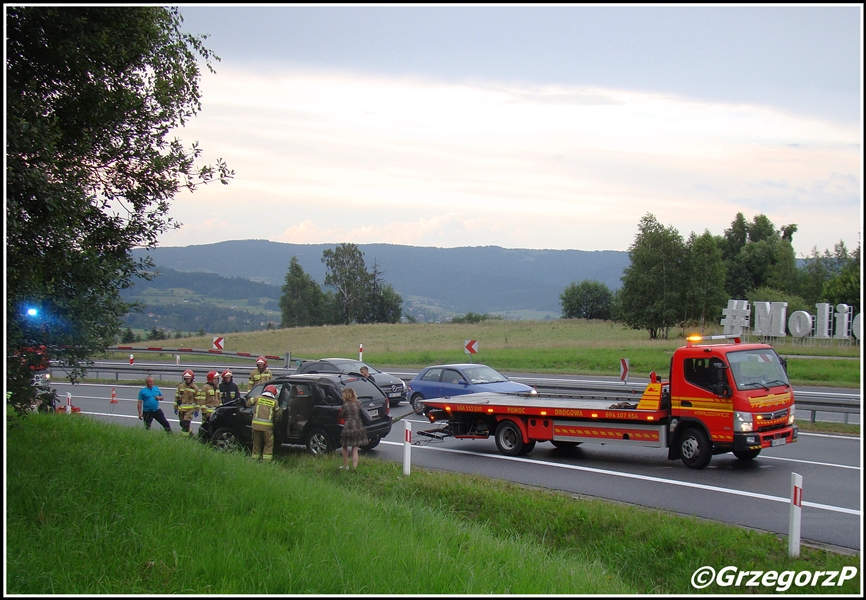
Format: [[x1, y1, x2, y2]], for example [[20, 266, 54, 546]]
[[6, 414, 860, 595]]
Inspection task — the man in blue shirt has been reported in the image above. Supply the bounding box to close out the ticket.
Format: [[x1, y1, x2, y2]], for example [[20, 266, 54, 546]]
[[137, 376, 172, 433]]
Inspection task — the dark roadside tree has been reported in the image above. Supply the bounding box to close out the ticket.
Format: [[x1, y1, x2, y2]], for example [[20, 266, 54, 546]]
[[322, 243, 372, 325], [720, 213, 799, 298], [822, 243, 861, 314], [6, 7, 232, 412], [618, 213, 686, 339], [322, 243, 402, 324], [362, 261, 403, 324], [560, 280, 613, 320], [279, 257, 330, 327], [681, 231, 727, 332]]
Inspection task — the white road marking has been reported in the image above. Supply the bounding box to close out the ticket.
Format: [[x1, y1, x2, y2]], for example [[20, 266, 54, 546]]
[[379, 440, 860, 516]]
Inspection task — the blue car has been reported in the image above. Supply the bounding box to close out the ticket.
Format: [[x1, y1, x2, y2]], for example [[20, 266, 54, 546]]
[[408, 363, 536, 414]]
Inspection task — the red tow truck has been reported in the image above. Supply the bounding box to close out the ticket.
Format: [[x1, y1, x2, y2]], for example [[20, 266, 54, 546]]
[[418, 335, 798, 469]]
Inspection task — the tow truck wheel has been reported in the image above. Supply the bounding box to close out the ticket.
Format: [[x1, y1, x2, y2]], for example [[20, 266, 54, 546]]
[[733, 449, 761, 461], [305, 429, 335, 456], [411, 393, 426, 415], [679, 427, 712, 469], [494, 420, 525, 456], [211, 428, 244, 453], [518, 440, 536, 455]]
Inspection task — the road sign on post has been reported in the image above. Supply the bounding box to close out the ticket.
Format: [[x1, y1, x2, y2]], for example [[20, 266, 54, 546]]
[[620, 358, 629, 384], [464, 340, 478, 363], [212, 337, 224, 351]]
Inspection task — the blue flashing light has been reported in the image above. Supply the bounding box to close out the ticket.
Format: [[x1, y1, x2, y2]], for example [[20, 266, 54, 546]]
[[27, 308, 39, 317]]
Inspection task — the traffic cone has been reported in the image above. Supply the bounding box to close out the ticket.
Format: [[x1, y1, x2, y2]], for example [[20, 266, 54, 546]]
[[110, 388, 118, 404]]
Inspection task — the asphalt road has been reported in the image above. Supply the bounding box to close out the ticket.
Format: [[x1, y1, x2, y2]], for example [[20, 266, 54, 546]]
[[51, 380, 861, 552]]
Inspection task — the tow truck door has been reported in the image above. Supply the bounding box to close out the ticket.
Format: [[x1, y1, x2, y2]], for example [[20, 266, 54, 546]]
[[677, 355, 733, 442]]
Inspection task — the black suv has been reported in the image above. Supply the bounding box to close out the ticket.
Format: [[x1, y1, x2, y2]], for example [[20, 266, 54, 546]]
[[198, 373, 393, 455], [294, 358, 408, 405]]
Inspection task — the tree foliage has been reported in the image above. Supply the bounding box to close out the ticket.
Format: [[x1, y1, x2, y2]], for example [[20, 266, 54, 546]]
[[6, 6, 232, 411], [618, 214, 686, 339], [681, 231, 727, 331], [560, 280, 613, 320], [280, 257, 330, 327], [277, 245, 403, 327]]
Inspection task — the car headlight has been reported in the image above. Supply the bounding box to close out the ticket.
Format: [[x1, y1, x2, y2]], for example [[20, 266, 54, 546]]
[[733, 411, 753, 432]]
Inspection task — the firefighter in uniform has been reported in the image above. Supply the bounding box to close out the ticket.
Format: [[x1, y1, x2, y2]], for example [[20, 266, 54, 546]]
[[175, 369, 199, 437], [248, 355, 272, 391], [246, 384, 280, 462], [219, 369, 240, 404], [199, 371, 222, 424]]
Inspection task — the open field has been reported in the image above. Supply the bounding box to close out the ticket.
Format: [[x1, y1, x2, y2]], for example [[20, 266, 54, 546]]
[[6, 414, 860, 595], [126, 319, 860, 388]]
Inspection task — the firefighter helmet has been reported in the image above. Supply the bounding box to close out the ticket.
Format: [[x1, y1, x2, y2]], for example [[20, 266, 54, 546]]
[[221, 369, 233, 379], [262, 384, 278, 399], [207, 370, 219, 383], [182, 369, 194, 380], [256, 356, 267, 367]]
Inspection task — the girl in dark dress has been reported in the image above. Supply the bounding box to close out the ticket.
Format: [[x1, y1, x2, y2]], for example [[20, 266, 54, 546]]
[[340, 387, 369, 469]]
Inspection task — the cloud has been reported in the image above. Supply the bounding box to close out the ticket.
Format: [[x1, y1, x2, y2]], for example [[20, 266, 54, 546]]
[[162, 67, 861, 256]]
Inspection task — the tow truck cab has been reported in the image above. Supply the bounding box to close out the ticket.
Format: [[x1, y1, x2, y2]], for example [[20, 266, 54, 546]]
[[666, 335, 797, 466]]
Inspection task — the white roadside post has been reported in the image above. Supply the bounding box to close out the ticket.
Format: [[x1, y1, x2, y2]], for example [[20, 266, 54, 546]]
[[359, 343, 363, 362], [403, 420, 412, 476], [789, 472, 803, 557], [65, 392, 72, 414]]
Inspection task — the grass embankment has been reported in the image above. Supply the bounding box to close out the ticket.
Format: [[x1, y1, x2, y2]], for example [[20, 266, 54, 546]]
[[110, 319, 861, 388], [6, 415, 860, 595]]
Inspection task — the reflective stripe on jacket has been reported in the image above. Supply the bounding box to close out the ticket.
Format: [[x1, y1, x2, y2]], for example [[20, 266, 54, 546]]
[[201, 382, 221, 408], [248, 368, 272, 388], [176, 382, 199, 411], [246, 395, 278, 429]]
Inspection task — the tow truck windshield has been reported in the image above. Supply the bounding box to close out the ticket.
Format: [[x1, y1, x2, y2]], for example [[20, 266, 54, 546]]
[[727, 349, 790, 391]]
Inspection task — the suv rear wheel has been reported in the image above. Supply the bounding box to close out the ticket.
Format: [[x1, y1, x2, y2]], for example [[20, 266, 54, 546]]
[[305, 428, 335, 456]]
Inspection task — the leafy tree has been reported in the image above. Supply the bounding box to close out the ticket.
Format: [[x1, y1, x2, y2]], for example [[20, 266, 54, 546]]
[[681, 231, 727, 331], [746, 287, 810, 316], [618, 214, 686, 339], [721, 214, 798, 298], [6, 7, 232, 411], [280, 257, 329, 327], [322, 243, 371, 324], [146, 326, 166, 341], [560, 280, 613, 320], [822, 243, 861, 314], [362, 262, 403, 324], [322, 244, 402, 325]]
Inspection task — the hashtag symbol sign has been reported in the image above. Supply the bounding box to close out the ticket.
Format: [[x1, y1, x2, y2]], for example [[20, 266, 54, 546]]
[[720, 299, 751, 335]]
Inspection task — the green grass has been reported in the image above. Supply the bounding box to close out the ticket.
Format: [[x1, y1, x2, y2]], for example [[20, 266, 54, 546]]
[[107, 319, 860, 388], [6, 414, 861, 595]]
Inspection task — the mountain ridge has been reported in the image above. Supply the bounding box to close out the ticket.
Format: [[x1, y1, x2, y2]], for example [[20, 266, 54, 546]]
[[131, 240, 630, 318]]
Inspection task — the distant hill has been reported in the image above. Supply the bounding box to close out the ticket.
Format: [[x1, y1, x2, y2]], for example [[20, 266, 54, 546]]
[[131, 241, 630, 319]]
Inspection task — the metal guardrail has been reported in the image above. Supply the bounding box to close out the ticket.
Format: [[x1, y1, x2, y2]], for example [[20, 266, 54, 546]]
[[49, 361, 860, 424]]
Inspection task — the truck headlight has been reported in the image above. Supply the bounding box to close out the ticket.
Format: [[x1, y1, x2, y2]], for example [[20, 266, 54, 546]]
[[788, 405, 795, 425], [733, 411, 753, 432]]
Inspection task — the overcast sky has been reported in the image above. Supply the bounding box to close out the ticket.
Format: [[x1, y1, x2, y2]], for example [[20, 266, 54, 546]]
[[165, 4, 862, 257]]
